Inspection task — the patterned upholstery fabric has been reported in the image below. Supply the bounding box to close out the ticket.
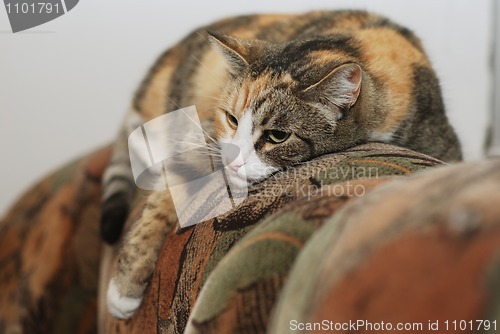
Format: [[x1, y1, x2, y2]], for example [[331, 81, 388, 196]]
[[1, 143, 498, 334], [269, 159, 500, 333], [0, 147, 110, 334]]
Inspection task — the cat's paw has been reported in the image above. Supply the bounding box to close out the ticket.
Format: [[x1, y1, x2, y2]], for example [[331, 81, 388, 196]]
[[107, 278, 143, 319]]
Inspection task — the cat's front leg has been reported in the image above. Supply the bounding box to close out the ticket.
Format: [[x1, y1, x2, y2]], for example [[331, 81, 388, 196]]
[[107, 191, 177, 319]]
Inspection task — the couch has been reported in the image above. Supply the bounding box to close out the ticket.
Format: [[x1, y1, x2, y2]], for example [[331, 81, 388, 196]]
[[1, 143, 499, 333]]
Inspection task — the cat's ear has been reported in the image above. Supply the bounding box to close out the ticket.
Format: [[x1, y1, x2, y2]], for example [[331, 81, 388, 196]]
[[207, 31, 255, 76], [301, 63, 362, 116]]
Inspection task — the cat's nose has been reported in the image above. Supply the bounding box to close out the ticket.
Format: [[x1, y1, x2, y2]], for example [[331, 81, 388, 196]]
[[228, 160, 244, 172]]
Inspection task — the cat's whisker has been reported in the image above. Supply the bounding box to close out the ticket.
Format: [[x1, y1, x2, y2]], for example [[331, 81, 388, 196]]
[[171, 103, 221, 147], [196, 31, 209, 43], [191, 55, 204, 67], [178, 134, 222, 148], [205, 142, 222, 150], [191, 55, 226, 84], [162, 137, 222, 153], [168, 145, 223, 156], [183, 95, 226, 103], [163, 101, 224, 147], [169, 140, 210, 149], [199, 104, 225, 112], [184, 152, 223, 158], [165, 154, 223, 165]]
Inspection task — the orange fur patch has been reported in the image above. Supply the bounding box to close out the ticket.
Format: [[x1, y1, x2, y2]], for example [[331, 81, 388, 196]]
[[140, 49, 180, 121], [355, 28, 430, 132], [191, 49, 228, 122], [308, 49, 353, 66], [229, 14, 294, 39]]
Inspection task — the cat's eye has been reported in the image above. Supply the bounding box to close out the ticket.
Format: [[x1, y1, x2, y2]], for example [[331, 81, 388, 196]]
[[266, 130, 291, 144], [226, 112, 238, 129]]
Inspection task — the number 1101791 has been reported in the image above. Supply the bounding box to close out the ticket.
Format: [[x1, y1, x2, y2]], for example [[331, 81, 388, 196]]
[[6, 2, 61, 14]]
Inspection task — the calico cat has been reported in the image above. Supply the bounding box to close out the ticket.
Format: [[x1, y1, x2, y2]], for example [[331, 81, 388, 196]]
[[104, 10, 462, 318]]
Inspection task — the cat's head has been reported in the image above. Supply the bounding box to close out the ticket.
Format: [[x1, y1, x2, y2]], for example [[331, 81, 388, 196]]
[[208, 32, 363, 187]]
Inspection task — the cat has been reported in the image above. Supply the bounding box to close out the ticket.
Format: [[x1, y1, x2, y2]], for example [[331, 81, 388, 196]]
[[103, 10, 462, 319]]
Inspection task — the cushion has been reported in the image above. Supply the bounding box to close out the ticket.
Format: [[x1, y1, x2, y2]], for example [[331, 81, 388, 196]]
[[270, 159, 500, 333]]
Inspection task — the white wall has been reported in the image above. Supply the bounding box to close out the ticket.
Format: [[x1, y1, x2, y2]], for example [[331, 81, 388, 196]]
[[0, 0, 493, 215]]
